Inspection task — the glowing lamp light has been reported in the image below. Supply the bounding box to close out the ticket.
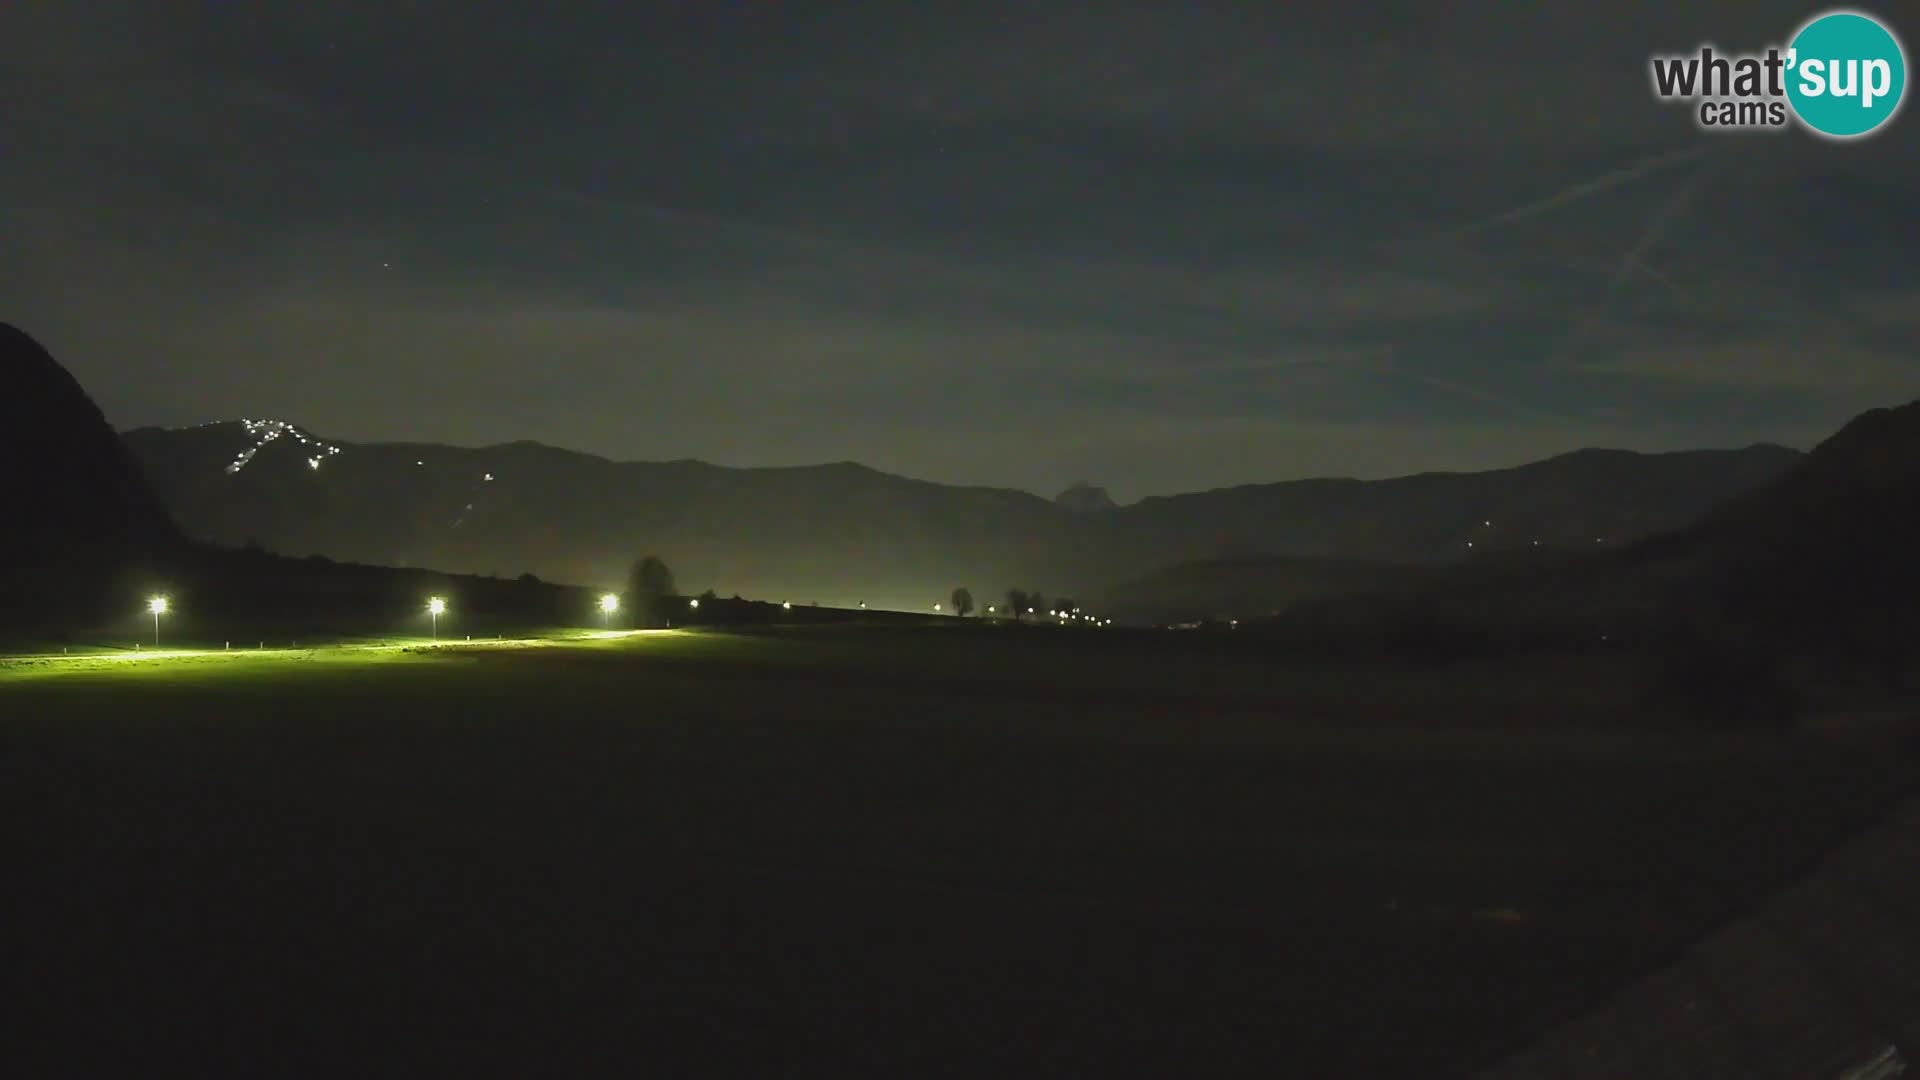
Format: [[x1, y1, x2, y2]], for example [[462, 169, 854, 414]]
[[689, 598, 699, 609], [427, 596, 447, 641], [933, 603, 942, 612], [147, 595, 168, 647], [600, 593, 620, 613], [783, 601, 792, 610]]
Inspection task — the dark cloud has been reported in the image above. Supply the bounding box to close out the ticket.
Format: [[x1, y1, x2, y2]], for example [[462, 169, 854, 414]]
[[2, 1, 1913, 499]]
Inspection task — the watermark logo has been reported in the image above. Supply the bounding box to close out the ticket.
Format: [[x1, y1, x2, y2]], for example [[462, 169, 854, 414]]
[[1649, 9, 1907, 139]]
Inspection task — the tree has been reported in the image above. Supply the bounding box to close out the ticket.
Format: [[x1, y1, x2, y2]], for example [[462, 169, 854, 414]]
[[951, 587, 974, 617], [1029, 592, 1048, 617], [1005, 589, 1030, 621], [627, 555, 675, 627]]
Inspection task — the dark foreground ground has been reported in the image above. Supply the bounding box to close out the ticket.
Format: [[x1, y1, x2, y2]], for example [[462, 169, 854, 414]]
[[0, 626, 1911, 1076]]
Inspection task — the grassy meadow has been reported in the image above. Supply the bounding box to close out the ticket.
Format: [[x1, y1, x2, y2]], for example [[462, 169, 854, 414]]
[[2, 625, 1911, 1075]]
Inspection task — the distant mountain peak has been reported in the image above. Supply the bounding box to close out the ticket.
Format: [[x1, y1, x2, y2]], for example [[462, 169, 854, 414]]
[[1055, 481, 1117, 512]]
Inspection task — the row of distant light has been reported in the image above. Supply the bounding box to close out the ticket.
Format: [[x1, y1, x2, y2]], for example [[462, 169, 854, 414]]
[[148, 593, 777, 620], [1463, 521, 1606, 549], [225, 419, 343, 475], [958, 602, 1110, 625], [140, 592, 1108, 637], [1036, 608, 1110, 626]]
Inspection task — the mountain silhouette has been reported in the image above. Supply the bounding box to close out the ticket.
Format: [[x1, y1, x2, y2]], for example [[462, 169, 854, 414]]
[[0, 324, 179, 574], [1055, 482, 1117, 513], [1240, 398, 1920, 700], [1675, 398, 1920, 685], [123, 419, 1800, 609]]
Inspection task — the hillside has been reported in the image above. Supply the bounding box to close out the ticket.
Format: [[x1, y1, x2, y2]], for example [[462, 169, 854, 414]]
[[0, 323, 179, 563], [121, 422, 1098, 608], [1677, 399, 1920, 686], [0, 324, 183, 624], [1110, 446, 1805, 563], [0, 326, 612, 640], [123, 421, 1802, 611], [1249, 399, 1920, 695]]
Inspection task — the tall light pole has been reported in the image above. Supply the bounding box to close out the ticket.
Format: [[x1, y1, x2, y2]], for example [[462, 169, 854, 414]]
[[600, 593, 619, 630], [148, 596, 168, 648], [428, 596, 446, 640]]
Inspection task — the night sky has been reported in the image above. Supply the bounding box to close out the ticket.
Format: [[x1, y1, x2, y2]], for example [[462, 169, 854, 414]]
[[6, 2, 1916, 500]]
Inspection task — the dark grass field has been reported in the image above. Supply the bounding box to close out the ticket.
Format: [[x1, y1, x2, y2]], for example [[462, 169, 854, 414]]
[[2, 625, 1912, 1076]]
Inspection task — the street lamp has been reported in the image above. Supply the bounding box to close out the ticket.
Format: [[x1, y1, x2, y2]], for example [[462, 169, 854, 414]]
[[688, 598, 699, 610], [600, 593, 619, 630], [428, 596, 446, 640], [147, 596, 168, 647]]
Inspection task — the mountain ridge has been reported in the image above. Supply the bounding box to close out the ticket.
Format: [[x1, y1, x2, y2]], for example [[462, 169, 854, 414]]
[[2, 324, 179, 559], [124, 419, 1805, 506], [123, 415, 1806, 611]]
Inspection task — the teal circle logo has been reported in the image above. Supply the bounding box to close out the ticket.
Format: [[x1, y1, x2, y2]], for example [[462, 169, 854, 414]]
[[1786, 10, 1907, 138]]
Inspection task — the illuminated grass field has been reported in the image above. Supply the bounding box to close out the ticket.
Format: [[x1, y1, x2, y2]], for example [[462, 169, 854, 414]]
[[2, 626, 1911, 1075]]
